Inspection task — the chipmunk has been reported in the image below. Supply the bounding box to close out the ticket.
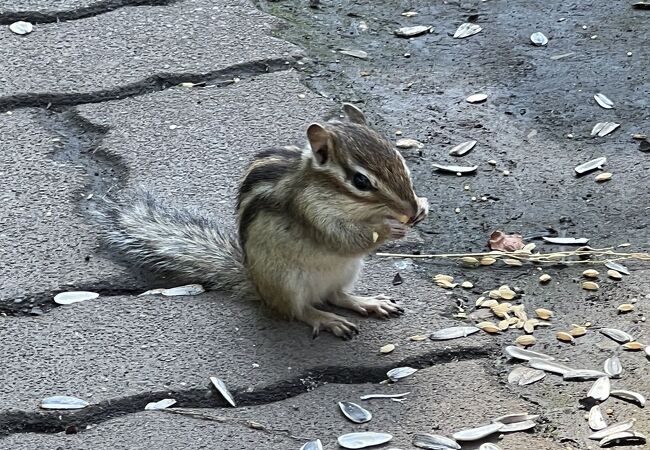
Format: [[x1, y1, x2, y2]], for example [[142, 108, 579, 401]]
[[96, 103, 429, 339]]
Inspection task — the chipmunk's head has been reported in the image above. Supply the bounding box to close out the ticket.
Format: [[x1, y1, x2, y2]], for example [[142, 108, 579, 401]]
[[305, 103, 425, 225]]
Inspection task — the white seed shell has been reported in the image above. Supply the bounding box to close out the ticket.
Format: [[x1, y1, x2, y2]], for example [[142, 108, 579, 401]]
[[452, 423, 503, 441], [412, 433, 460, 449], [587, 376, 611, 401], [144, 398, 176, 410], [594, 93, 614, 109], [53, 291, 99, 305], [210, 377, 236, 407], [529, 358, 574, 375], [300, 439, 323, 450], [564, 369, 609, 381], [600, 328, 633, 343], [530, 32, 548, 46], [604, 356, 623, 378], [610, 389, 646, 407], [589, 405, 608, 431], [588, 420, 635, 440], [430, 326, 480, 341], [387, 367, 418, 381], [505, 346, 554, 361], [9, 21, 33, 35], [453, 23, 482, 39], [40, 395, 89, 410], [338, 432, 393, 449], [338, 402, 372, 423], [449, 140, 477, 157]]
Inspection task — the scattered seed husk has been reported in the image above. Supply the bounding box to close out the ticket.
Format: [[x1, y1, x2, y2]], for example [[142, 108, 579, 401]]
[[394, 25, 432, 37], [140, 284, 205, 297], [503, 258, 523, 266], [412, 434, 460, 450], [535, 308, 553, 320], [599, 431, 646, 447], [543, 236, 590, 245], [479, 444, 503, 450], [396, 138, 424, 149], [339, 402, 372, 423], [582, 281, 599, 291], [401, 11, 419, 17], [372, 231, 379, 243], [338, 432, 393, 449], [499, 319, 511, 331], [144, 398, 176, 410], [539, 274, 552, 283], [600, 328, 633, 343], [505, 346, 554, 361], [516, 335, 536, 347], [564, 369, 609, 381], [210, 377, 236, 407], [550, 52, 575, 60], [610, 389, 646, 407], [480, 257, 497, 265], [434, 274, 454, 283], [360, 392, 410, 400], [592, 122, 620, 137], [622, 341, 644, 351], [491, 304, 511, 318], [583, 269, 600, 278], [432, 163, 478, 174], [594, 93, 614, 109], [492, 413, 540, 424], [589, 405, 608, 431], [380, 344, 396, 354], [498, 420, 537, 432], [477, 321, 500, 333], [595, 172, 612, 182], [41, 395, 89, 410], [556, 331, 575, 343], [604, 356, 623, 378], [465, 93, 487, 103], [529, 358, 574, 375], [53, 291, 99, 305], [633, 1, 650, 9], [530, 32, 548, 46], [449, 140, 477, 157], [575, 157, 607, 175], [587, 377, 611, 401], [508, 367, 546, 385], [430, 326, 480, 340], [409, 334, 428, 341], [436, 279, 457, 289], [523, 320, 537, 334], [589, 420, 635, 440], [605, 261, 629, 275], [460, 256, 480, 267], [452, 423, 503, 441], [339, 49, 368, 59], [617, 303, 634, 313], [460, 281, 473, 289], [387, 367, 418, 381], [478, 299, 499, 308], [9, 21, 33, 35], [453, 23, 482, 39], [300, 439, 323, 450], [607, 269, 623, 280], [498, 285, 516, 300]]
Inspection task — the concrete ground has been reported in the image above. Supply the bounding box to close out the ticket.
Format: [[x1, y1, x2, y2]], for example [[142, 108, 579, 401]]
[[1, 0, 648, 449]]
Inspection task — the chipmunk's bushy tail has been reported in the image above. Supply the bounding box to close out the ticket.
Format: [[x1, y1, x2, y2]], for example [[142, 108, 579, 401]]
[[94, 190, 251, 295]]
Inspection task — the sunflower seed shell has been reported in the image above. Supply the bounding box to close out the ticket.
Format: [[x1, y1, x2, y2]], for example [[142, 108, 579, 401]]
[[589, 405, 608, 431], [412, 433, 460, 449], [210, 377, 236, 407], [339, 402, 372, 423], [594, 93, 614, 109], [300, 439, 323, 450], [604, 356, 623, 378], [505, 346, 554, 361], [449, 140, 477, 157], [599, 431, 646, 447], [452, 423, 503, 441], [498, 420, 536, 432], [587, 377, 611, 401], [338, 432, 393, 449], [600, 328, 633, 343], [430, 326, 480, 340], [589, 420, 635, 440], [564, 369, 609, 381], [387, 367, 418, 381], [575, 157, 607, 175], [529, 358, 574, 375], [610, 389, 646, 407]]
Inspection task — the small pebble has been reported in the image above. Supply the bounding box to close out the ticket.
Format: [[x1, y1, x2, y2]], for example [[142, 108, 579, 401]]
[[488, 159, 497, 165], [380, 344, 396, 354], [395, 130, 402, 136], [464, 185, 470, 190], [471, 196, 477, 201], [582, 25, 588, 30], [454, 207, 460, 213], [503, 170, 510, 176], [590, 35, 597, 39], [567, 133, 574, 138], [298, 94, 306, 99], [481, 196, 488, 201], [627, 51, 632, 56]]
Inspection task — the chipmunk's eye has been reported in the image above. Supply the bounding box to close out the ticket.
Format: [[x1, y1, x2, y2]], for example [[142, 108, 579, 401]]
[[352, 172, 372, 191]]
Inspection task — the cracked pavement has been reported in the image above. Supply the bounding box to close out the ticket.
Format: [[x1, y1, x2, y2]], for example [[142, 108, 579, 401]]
[[1, 0, 649, 449]]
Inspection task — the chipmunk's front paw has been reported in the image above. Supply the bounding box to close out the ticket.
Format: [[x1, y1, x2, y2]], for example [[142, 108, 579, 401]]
[[385, 219, 410, 240], [302, 307, 359, 340], [412, 196, 429, 225], [332, 293, 404, 319], [356, 294, 404, 318]]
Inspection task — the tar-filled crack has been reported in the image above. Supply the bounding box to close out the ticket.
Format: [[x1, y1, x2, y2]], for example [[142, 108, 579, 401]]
[[0, 58, 297, 112], [0, 0, 179, 25], [0, 346, 494, 437]]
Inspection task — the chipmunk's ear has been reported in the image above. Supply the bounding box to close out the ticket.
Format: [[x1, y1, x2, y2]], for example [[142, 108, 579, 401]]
[[307, 123, 332, 165], [342, 103, 367, 125]]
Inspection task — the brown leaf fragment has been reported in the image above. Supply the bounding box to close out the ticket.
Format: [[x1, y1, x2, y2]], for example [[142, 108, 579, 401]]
[[489, 230, 525, 251]]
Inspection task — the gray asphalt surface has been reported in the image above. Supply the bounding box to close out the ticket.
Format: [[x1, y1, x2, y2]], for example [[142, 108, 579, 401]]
[[1, 0, 648, 449]]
